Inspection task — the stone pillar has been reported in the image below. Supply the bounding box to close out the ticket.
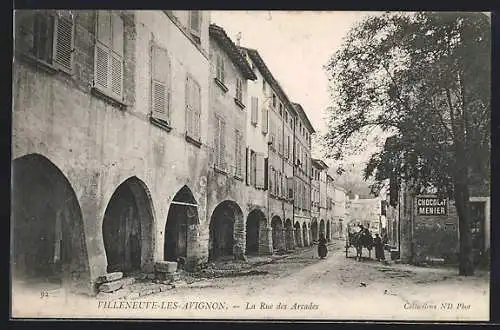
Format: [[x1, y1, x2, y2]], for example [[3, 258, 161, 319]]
[[286, 228, 295, 250], [280, 229, 286, 251], [259, 227, 273, 255], [233, 215, 246, 261]]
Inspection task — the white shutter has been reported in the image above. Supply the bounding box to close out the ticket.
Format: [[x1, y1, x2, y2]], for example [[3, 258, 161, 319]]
[[97, 11, 112, 47], [112, 13, 123, 56], [94, 42, 110, 90], [186, 76, 193, 136], [189, 11, 201, 38], [251, 97, 258, 125], [54, 14, 74, 71], [110, 52, 123, 98], [194, 81, 201, 139], [151, 46, 170, 122]]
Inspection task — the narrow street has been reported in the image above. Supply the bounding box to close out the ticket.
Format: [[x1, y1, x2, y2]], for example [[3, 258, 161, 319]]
[[17, 239, 488, 320]]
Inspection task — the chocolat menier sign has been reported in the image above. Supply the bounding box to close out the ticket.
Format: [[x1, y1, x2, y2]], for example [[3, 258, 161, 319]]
[[416, 196, 448, 216]]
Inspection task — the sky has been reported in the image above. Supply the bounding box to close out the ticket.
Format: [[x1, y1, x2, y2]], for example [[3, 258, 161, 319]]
[[211, 11, 379, 142]]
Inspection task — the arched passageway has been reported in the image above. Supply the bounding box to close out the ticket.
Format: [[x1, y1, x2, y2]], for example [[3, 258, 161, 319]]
[[294, 222, 302, 247], [102, 177, 154, 275], [311, 218, 318, 242], [285, 218, 294, 251], [302, 223, 309, 247], [246, 209, 266, 255], [12, 154, 90, 290], [209, 200, 244, 261], [271, 216, 285, 252], [319, 219, 326, 239], [164, 185, 198, 262]]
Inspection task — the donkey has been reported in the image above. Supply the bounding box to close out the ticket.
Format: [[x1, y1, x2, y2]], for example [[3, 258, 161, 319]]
[[351, 230, 374, 261]]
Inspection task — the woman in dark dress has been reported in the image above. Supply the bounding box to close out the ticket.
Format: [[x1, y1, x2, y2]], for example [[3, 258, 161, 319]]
[[374, 233, 385, 261], [318, 233, 328, 259]]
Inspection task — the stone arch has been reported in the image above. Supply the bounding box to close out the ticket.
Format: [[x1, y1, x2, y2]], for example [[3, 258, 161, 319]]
[[302, 222, 309, 247], [102, 176, 155, 275], [164, 185, 198, 262], [12, 154, 90, 291], [294, 221, 302, 247], [311, 218, 318, 242], [319, 219, 326, 239], [209, 200, 244, 261], [246, 208, 266, 256], [271, 216, 285, 252], [285, 218, 294, 251]]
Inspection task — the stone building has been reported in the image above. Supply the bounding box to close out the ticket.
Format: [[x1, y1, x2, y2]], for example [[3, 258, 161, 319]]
[[347, 195, 382, 235], [293, 103, 315, 247], [311, 159, 329, 242], [241, 47, 298, 254], [333, 185, 348, 240], [206, 24, 256, 261], [12, 9, 212, 294]]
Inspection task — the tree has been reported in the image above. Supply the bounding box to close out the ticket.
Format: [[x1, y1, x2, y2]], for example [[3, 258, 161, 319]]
[[324, 12, 490, 275]]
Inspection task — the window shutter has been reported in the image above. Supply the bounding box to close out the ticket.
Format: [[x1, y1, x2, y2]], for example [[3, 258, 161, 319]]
[[287, 176, 294, 199], [111, 13, 123, 56], [251, 97, 258, 125], [262, 108, 268, 134], [214, 116, 220, 168], [264, 157, 269, 190], [54, 13, 74, 71], [186, 76, 193, 137], [94, 42, 110, 90], [110, 52, 123, 99], [235, 130, 241, 177], [245, 147, 249, 185], [190, 11, 201, 36], [151, 46, 170, 122], [195, 81, 201, 139], [97, 11, 112, 46], [220, 120, 226, 170]]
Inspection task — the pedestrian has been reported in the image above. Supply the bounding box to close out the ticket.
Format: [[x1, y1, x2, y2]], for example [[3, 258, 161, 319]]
[[318, 233, 328, 259], [312, 237, 319, 259], [374, 233, 385, 261]]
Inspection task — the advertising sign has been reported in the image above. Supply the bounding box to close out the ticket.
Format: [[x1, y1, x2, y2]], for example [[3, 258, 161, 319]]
[[416, 196, 448, 216]]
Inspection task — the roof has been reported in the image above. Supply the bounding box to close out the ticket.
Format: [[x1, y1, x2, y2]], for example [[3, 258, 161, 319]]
[[292, 103, 316, 134], [312, 158, 329, 170], [209, 25, 257, 81], [239, 46, 297, 116]]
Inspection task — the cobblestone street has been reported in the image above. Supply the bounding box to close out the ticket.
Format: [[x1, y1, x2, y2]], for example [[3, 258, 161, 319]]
[[13, 239, 489, 321]]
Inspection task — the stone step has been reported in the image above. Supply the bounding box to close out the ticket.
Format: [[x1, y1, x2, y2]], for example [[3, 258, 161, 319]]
[[96, 272, 123, 284], [96, 288, 129, 300], [155, 261, 178, 273], [98, 277, 136, 293]]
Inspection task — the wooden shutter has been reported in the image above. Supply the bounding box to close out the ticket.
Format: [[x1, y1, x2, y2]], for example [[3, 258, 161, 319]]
[[264, 157, 269, 190], [193, 80, 201, 139], [262, 108, 268, 134], [186, 76, 193, 137], [95, 11, 111, 92], [151, 46, 170, 122], [251, 97, 259, 125], [214, 116, 220, 168], [54, 12, 74, 71], [189, 11, 201, 37], [245, 147, 249, 185], [220, 120, 226, 170], [110, 13, 124, 99], [235, 130, 241, 177]]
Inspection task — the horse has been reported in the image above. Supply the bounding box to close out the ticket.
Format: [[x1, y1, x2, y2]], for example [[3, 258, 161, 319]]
[[347, 230, 374, 261]]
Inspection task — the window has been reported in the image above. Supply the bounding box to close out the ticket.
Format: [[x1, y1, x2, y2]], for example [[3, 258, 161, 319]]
[[216, 53, 225, 83], [251, 97, 258, 125], [284, 111, 288, 122], [150, 45, 171, 124], [287, 177, 294, 199], [235, 78, 243, 103], [235, 129, 243, 178], [189, 11, 201, 43], [272, 93, 276, 108], [261, 107, 268, 134], [185, 74, 201, 141], [262, 80, 266, 92], [214, 115, 226, 171], [16, 10, 74, 72], [94, 11, 124, 101], [279, 103, 283, 116]]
